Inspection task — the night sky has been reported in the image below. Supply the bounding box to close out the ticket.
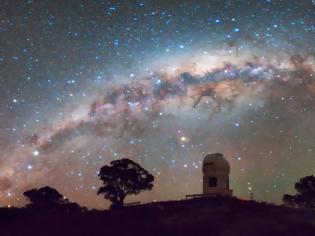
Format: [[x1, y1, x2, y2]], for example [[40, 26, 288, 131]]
[[1, 0, 315, 209]]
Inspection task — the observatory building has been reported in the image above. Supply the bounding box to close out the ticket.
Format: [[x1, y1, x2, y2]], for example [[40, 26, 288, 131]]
[[202, 153, 233, 196]]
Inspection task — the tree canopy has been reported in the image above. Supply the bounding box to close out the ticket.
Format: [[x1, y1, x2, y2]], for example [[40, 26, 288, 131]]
[[24, 186, 67, 206], [23, 186, 83, 212], [283, 175, 315, 211], [97, 158, 154, 208]]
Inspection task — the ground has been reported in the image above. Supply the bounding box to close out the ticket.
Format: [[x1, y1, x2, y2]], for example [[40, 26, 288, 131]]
[[1, 197, 315, 236]]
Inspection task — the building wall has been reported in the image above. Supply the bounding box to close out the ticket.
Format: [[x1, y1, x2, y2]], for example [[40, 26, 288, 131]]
[[203, 173, 232, 196]]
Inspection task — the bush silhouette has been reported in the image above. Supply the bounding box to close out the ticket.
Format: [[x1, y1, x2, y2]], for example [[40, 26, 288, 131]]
[[283, 175, 315, 211], [97, 158, 154, 208], [24, 186, 83, 212], [24, 186, 67, 206]]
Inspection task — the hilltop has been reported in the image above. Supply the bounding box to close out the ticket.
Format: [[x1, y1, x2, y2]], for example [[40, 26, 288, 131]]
[[0, 197, 315, 236]]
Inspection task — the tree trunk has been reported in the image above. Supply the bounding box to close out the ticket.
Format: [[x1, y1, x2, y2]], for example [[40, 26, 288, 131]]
[[111, 196, 124, 209]]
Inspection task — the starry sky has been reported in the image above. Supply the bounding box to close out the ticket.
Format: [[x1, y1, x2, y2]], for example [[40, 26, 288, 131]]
[[0, 0, 315, 209]]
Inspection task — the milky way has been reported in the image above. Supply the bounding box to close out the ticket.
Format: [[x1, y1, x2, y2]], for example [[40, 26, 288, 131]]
[[1, 0, 315, 208]]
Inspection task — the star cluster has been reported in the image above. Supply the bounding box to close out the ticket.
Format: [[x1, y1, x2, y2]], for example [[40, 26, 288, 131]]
[[0, 0, 314, 208]]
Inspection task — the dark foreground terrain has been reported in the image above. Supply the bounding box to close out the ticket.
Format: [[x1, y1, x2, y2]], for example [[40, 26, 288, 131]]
[[1, 197, 315, 236]]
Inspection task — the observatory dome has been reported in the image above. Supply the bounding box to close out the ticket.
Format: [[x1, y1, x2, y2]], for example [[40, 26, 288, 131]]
[[202, 153, 230, 174]]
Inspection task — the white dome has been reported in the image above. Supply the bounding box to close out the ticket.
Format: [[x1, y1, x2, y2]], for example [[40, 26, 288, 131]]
[[202, 153, 230, 174]]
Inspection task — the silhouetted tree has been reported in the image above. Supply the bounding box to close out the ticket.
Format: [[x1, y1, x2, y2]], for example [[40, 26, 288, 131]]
[[283, 175, 315, 211], [24, 186, 67, 206], [97, 158, 154, 208], [24, 186, 84, 212]]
